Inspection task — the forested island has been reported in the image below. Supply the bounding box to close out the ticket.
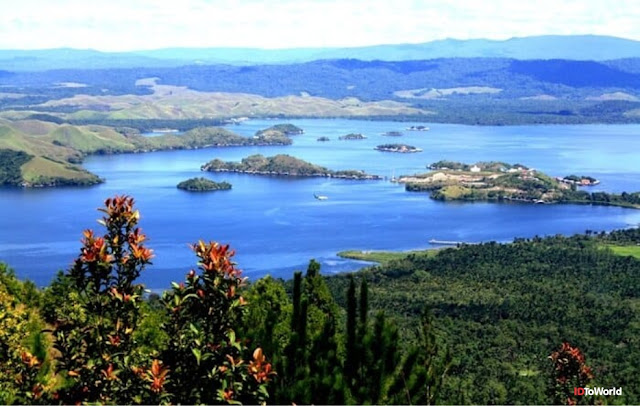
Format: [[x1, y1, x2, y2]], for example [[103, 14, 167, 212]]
[[382, 131, 403, 136], [0, 120, 292, 187], [559, 174, 600, 186], [338, 133, 367, 140], [176, 177, 232, 192], [201, 154, 381, 180], [317, 136, 330, 142], [375, 143, 422, 153], [401, 160, 640, 208], [255, 123, 304, 137]]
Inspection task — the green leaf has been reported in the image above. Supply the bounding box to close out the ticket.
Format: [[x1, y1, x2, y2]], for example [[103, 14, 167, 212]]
[[192, 348, 202, 365]]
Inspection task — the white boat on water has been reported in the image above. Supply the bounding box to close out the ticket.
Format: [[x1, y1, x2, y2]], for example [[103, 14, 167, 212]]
[[314, 193, 329, 200]]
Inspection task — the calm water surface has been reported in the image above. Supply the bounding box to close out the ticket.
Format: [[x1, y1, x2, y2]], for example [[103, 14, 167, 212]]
[[1, 119, 640, 287]]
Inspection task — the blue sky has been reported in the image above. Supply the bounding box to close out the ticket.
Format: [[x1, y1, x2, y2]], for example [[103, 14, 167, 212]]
[[2, 0, 639, 50]]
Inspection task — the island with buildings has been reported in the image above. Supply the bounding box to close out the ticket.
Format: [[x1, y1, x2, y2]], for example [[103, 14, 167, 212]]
[[399, 161, 639, 208]]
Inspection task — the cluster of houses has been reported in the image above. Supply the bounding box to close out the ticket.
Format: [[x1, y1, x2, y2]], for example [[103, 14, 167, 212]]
[[468, 164, 532, 174]]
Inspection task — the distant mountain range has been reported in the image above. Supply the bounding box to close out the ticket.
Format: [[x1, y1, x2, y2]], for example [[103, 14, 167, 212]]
[[2, 35, 640, 71]]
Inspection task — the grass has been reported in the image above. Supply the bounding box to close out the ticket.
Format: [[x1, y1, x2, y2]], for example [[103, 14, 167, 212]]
[[602, 244, 640, 259], [21, 156, 101, 185], [337, 248, 441, 264], [48, 125, 135, 153], [38, 83, 431, 120], [439, 184, 471, 200]]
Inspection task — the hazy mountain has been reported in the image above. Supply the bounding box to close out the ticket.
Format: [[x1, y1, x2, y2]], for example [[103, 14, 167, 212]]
[[2, 35, 640, 71]]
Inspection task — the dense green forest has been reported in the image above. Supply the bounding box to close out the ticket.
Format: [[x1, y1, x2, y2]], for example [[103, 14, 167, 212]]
[[1, 195, 639, 404], [0, 149, 32, 185]]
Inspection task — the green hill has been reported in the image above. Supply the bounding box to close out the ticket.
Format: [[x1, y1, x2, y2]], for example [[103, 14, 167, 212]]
[[0, 120, 293, 187]]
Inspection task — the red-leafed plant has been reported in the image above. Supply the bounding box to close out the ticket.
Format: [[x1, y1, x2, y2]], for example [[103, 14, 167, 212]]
[[49, 196, 168, 404], [549, 341, 594, 405], [161, 240, 274, 404]]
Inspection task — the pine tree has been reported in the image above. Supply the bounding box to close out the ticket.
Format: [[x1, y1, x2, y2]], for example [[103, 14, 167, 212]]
[[345, 276, 358, 381]]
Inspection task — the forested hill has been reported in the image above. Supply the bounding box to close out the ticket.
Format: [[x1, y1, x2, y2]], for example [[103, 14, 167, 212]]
[[3, 57, 640, 126], [324, 234, 640, 404], [5, 58, 640, 101]]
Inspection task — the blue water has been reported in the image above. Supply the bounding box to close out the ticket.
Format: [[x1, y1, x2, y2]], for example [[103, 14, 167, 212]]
[[2, 119, 640, 288]]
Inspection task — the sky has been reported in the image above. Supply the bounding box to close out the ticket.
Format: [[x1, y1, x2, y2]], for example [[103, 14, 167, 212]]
[[2, 0, 640, 51]]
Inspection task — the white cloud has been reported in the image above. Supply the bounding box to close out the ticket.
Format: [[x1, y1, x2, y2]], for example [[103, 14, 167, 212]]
[[0, 0, 639, 50]]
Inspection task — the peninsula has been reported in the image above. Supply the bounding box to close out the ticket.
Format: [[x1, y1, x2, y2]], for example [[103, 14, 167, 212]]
[[177, 177, 232, 192], [201, 154, 381, 180], [0, 149, 102, 187], [400, 160, 640, 209], [0, 120, 291, 187], [375, 144, 422, 153]]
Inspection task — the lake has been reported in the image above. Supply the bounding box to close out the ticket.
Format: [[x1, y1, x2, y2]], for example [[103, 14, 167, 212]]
[[2, 119, 640, 288]]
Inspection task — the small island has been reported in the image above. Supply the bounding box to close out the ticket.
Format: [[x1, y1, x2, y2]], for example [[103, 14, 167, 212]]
[[255, 123, 304, 137], [317, 136, 331, 142], [339, 133, 367, 140], [201, 154, 381, 180], [177, 177, 232, 192], [399, 160, 640, 209], [406, 125, 430, 131], [382, 131, 403, 137], [375, 144, 422, 153], [558, 175, 600, 186]]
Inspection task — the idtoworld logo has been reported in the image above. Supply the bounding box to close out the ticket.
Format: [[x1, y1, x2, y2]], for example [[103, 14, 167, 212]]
[[574, 387, 622, 396]]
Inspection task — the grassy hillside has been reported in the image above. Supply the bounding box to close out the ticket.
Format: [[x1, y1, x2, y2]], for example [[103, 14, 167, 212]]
[[0, 119, 298, 187], [20, 156, 102, 186]]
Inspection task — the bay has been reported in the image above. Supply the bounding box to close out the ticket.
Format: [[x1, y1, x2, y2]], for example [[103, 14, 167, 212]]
[[1, 119, 640, 288]]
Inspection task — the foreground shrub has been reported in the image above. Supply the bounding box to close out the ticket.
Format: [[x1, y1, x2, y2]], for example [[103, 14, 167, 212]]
[[48, 195, 272, 404]]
